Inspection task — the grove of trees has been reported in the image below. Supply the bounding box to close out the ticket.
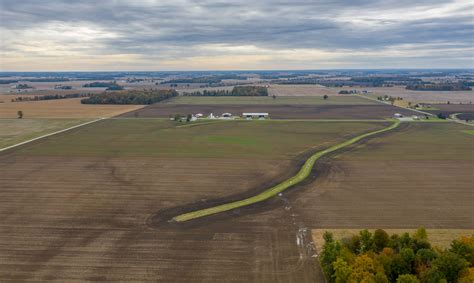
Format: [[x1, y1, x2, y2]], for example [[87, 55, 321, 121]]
[[81, 89, 178, 105], [83, 81, 124, 90], [406, 84, 471, 91], [11, 93, 90, 102], [183, 86, 268, 96], [320, 228, 473, 283]]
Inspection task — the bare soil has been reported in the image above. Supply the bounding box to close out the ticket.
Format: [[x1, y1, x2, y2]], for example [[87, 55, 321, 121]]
[[267, 84, 341, 97], [1, 121, 471, 282], [426, 103, 474, 117], [359, 86, 474, 104], [0, 154, 322, 281]]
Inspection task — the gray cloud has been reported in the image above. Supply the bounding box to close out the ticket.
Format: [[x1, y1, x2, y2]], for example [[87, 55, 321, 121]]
[[0, 0, 472, 70]]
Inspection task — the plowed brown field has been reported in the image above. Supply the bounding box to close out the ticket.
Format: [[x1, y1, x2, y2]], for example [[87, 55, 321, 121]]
[[1, 120, 472, 282]]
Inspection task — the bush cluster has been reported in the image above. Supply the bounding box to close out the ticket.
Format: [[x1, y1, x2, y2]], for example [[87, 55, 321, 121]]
[[320, 228, 473, 283]]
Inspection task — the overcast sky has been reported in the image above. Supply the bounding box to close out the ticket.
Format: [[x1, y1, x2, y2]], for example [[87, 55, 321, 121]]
[[1, 0, 473, 71]]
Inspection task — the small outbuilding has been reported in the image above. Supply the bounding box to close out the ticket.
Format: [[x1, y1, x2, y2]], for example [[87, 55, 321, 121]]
[[393, 113, 404, 118]]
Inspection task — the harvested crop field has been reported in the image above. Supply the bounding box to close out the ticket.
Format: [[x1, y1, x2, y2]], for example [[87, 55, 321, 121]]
[[425, 103, 474, 117], [0, 119, 386, 281], [0, 118, 92, 148], [121, 104, 417, 119], [282, 122, 474, 231], [12, 119, 386, 158], [0, 97, 144, 118], [362, 85, 474, 104], [163, 95, 375, 105], [267, 84, 340, 97], [456, 113, 474, 121]]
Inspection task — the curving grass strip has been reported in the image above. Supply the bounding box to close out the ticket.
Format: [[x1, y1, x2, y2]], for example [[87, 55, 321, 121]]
[[171, 120, 401, 222]]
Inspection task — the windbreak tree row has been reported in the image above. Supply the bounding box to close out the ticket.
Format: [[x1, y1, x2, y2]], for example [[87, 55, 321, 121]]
[[81, 89, 178, 105]]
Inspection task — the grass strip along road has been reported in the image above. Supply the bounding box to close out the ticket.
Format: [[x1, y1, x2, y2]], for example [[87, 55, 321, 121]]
[[171, 120, 401, 222]]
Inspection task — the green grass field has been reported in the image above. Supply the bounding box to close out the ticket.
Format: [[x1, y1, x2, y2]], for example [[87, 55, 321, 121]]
[[163, 95, 376, 105], [0, 118, 92, 149], [15, 119, 386, 159]]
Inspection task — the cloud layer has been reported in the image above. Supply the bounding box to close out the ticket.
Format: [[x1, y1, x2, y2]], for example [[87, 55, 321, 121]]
[[1, 0, 473, 70]]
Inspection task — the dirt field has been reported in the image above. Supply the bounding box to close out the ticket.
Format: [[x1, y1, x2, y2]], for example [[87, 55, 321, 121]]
[[164, 95, 375, 105], [0, 80, 108, 95], [425, 103, 474, 116], [0, 118, 91, 148], [1, 119, 472, 281], [122, 104, 417, 119], [361, 85, 474, 104], [1, 120, 385, 281], [0, 155, 315, 281], [280, 123, 474, 234], [267, 84, 341, 97], [0, 97, 144, 118]]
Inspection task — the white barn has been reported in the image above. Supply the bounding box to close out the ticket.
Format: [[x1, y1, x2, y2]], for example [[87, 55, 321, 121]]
[[243, 112, 269, 119]]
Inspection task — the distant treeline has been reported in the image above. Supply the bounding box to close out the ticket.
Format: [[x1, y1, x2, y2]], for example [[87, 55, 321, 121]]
[[0, 80, 19, 84], [276, 79, 379, 87], [276, 76, 421, 87], [0, 78, 70, 84], [83, 81, 124, 90], [406, 83, 472, 91], [260, 74, 300, 80], [183, 86, 268, 96], [161, 75, 244, 85], [26, 78, 70, 82], [81, 89, 178, 104], [12, 93, 91, 102], [351, 76, 421, 86]]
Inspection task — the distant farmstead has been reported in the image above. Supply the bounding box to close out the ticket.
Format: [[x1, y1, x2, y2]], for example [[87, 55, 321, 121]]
[[243, 112, 269, 119]]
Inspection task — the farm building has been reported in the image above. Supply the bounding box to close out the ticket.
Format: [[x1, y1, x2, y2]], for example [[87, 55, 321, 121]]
[[221, 113, 232, 118], [243, 112, 269, 119], [393, 113, 403, 118]]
